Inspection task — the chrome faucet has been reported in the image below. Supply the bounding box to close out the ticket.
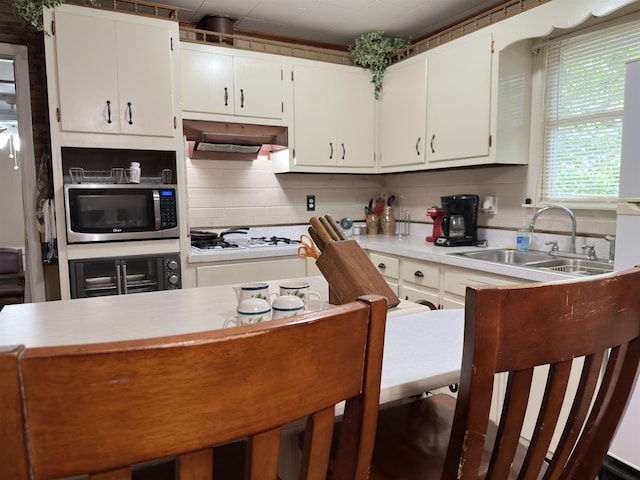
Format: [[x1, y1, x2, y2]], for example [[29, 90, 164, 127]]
[[529, 205, 577, 253], [605, 235, 616, 264]]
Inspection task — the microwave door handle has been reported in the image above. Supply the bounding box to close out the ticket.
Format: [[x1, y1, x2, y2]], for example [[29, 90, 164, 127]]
[[116, 263, 123, 295], [153, 190, 161, 230], [121, 263, 128, 294]]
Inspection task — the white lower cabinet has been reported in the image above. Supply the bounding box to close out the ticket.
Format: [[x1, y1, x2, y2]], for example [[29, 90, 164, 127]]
[[441, 266, 526, 308], [398, 258, 439, 307], [195, 257, 306, 287], [368, 252, 400, 295]]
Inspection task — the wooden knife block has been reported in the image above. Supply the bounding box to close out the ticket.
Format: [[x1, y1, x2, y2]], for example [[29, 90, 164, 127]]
[[315, 240, 400, 308]]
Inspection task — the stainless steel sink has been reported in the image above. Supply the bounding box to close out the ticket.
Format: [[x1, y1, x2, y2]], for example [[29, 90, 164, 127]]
[[455, 249, 552, 265], [525, 258, 614, 276], [453, 249, 613, 276]]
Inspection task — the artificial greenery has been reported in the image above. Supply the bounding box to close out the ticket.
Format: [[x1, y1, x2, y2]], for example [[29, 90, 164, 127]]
[[349, 31, 409, 99], [13, 0, 64, 33]]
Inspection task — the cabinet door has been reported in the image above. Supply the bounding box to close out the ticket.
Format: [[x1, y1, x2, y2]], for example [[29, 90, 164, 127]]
[[335, 69, 375, 168], [292, 64, 336, 167], [181, 48, 234, 115], [116, 21, 175, 137], [233, 56, 283, 119], [55, 11, 120, 134], [196, 258, 306, 287], [54, 10, 175, 137], [379, 58, 427, 169], [426, 34, 492, 165]]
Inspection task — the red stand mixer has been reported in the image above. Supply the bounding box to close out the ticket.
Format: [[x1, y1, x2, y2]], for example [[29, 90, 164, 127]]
[[426, 206, 446, 242]]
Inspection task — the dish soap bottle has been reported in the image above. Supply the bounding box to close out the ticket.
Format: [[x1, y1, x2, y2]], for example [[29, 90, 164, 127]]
[[516, 224, 531, 252]]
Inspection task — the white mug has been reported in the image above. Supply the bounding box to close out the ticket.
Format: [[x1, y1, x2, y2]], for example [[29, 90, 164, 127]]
[[279, 281, 322, 311], [234, 282, 272, 303], [271, 295, 305, 319], [224, 297, 271, 327]]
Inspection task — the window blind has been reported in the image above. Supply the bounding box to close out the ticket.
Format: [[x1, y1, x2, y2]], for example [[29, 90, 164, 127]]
[[542, 19, 640, 202]]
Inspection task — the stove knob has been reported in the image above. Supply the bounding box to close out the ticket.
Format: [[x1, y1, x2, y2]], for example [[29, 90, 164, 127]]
[[168, 274, 179, 285], [167, 259, 179, 270]]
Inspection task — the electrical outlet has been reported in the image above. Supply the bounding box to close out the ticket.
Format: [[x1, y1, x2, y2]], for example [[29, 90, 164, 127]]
[[306, 195, 316, 211]]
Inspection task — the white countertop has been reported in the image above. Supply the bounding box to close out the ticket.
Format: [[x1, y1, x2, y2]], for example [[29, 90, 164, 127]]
[[0, 276, 463, 405], [189, 224, 575, 282]]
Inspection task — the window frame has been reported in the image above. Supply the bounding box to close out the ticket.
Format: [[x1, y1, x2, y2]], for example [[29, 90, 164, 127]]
[[530, 14, 640, 211]]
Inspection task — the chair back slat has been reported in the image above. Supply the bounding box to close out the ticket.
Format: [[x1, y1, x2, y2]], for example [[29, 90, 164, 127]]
[[443, 267, 640, 480], [178, 449, 213, 480], [519, 361, 572, 480], [543, 352, 603, 479], [248, 428, 281, 479], [299, 407, 335, 479], [3, 296, 387, 480], [487, 369, 533, 478]]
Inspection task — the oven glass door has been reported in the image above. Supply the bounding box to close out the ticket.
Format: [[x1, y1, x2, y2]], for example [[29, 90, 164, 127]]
[[70, 257, 163, 298], [68, 188, 156, 233]]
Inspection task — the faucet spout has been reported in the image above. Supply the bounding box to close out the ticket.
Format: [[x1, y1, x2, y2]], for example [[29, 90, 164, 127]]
[[528, 205, 577, 253]]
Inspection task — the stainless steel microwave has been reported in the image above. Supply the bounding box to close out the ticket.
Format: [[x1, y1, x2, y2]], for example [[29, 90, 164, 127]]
[[64, 184, 179, 243]]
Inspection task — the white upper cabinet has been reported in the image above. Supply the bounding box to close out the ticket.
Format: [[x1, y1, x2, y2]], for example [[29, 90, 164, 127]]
[[52, 6, 176, 137], [289, 62, 375, 172], [425, 33, 493, 167], [181, 44, 284, 120], [379, 57, 428, 172]]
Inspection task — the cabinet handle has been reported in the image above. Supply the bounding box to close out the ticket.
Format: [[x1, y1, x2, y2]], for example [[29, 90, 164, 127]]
[[414, 270, 424, 278], [224, 87, 229, 106], [329, 142, 333, 159], [415, 137, 421, 155], [378, 263, 386, 269], [240, 89, 245, 108], [106, 100, 112, 124], [127, 102, 133, 125], [430, 134, 436, 153], [341, 143, 345, 160]]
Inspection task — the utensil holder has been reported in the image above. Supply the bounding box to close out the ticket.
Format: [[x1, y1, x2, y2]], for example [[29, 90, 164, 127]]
[[366, 213, 380, 235]]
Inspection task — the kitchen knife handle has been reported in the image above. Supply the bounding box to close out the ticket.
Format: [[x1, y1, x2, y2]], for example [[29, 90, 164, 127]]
[[324, 214, 347, 241], [310, 217, 333, 245], [308, 227, 325, 252], [320, 216, 340, 242]]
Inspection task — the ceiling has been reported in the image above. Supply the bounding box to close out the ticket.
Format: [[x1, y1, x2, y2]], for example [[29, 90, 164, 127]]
[[176, 0, 508, 47]]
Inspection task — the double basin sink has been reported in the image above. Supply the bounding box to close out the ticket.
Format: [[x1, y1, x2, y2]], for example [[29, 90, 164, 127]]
[[453, 249, 613, 276]]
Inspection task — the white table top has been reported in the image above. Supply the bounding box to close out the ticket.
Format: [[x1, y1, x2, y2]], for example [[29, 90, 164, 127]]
[[0, 277, 464, 404]]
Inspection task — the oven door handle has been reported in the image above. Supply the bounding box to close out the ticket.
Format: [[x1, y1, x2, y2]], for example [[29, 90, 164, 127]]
[[116, 263, 123, 295], [153, 190, 161, 230], [121, 263, 128, 294]]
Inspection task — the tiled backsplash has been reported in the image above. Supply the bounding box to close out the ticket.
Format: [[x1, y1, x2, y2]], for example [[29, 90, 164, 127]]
[[185, 156, 617, 238]]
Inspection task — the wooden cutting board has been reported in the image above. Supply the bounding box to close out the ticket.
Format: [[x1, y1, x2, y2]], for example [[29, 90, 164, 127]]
[[315, 240, 400, 308]]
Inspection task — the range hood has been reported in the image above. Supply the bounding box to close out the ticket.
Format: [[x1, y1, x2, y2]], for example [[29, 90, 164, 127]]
[[183, 119, 288, 160]]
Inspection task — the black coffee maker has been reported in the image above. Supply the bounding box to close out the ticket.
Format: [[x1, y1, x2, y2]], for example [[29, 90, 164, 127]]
[[434, 194, 479, 247]]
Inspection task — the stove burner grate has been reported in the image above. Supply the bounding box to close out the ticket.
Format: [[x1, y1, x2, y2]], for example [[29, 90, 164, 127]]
[[191, 239, 238, 249], [249, 236, 302, 246]]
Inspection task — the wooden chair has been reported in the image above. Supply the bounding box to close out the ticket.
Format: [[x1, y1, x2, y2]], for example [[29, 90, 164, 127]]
[[370, 267, 640, 480], [0, 295, 388, 480], [0, 248, 25, 307]]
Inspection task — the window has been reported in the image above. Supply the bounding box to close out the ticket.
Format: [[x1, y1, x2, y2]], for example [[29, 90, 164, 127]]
[[541, 19, 640, 203]]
